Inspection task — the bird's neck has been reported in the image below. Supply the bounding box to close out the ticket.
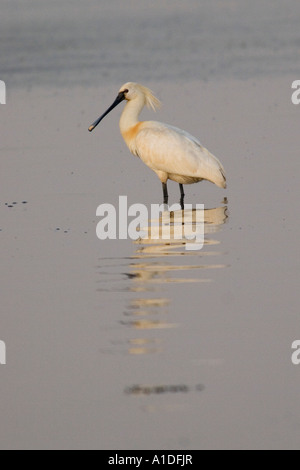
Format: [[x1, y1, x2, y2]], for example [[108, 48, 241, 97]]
[[119, 97, 144, 134]]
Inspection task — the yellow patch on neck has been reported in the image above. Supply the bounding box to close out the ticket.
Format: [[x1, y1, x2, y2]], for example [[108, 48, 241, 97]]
[[122, 122, 144, 144]]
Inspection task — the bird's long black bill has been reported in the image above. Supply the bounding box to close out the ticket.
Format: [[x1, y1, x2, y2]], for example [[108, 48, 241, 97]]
[[88, 92, 126, 132]]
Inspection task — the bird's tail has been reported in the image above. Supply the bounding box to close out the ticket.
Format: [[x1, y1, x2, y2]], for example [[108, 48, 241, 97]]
[[218, 167, 227, 189], [206, 153, 227, 189]]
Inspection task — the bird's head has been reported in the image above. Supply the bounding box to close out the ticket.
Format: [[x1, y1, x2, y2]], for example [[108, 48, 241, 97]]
[[118, 82, 161, 111], [88, 82, 160, 132]]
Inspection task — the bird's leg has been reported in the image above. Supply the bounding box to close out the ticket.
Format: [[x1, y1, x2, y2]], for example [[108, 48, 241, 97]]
[[162, 182, 169, 205], [179, 184, 185, 209]]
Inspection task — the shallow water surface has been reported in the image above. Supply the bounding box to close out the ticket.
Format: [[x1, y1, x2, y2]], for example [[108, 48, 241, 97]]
[[1, 78, 299, 449]]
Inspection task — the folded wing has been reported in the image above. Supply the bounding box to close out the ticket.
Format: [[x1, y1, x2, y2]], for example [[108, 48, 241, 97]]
[[135, 122, 226, 188]]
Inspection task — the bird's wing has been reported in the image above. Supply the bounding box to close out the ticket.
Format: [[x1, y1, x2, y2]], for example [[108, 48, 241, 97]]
[[135, 122, 226, 187]]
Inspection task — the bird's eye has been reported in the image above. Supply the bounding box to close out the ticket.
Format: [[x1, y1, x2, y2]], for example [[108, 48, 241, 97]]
[[123, 89, 129, 94]]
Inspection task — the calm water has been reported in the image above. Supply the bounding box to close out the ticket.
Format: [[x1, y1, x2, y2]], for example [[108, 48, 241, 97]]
[[0, 1, 300, 450], [1, 0, 300, 87]]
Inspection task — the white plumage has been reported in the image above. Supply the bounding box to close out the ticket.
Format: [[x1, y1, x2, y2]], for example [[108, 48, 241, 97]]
[[89, 82, 226, 203]]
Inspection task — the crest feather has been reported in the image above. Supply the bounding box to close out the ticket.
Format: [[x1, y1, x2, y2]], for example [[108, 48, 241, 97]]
[[138, 84, 161, 111]]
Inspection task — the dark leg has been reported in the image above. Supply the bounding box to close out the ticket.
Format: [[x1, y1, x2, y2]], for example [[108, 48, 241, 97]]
[[179, 184, 185, 209], [162, 182, 168, 204]]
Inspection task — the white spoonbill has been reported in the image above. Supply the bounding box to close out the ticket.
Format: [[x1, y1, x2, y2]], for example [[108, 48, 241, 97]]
[[89, 82, 226, 205]]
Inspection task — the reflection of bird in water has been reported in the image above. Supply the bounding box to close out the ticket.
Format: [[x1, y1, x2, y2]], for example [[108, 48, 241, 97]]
[[89, 82, 226, 206], [122, 297, 175, 354], [123, 204, 228, 354], [134, 205, 228, 258], [124, 205, 228, 287], [124, 383, 205, 395]]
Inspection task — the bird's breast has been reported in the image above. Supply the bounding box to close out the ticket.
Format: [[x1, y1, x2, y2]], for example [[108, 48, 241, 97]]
[[121, 122, 145, 157]]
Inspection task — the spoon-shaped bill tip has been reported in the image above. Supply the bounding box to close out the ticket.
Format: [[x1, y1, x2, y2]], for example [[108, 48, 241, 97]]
[[88, 91, 126, 133]]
